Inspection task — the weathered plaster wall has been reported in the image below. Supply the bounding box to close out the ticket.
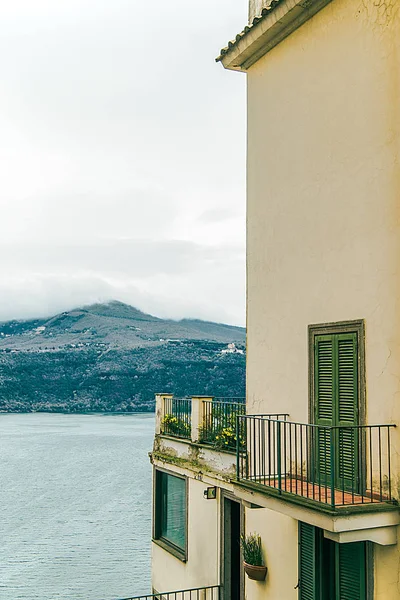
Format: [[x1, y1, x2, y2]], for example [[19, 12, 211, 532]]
[[154, 435, 236, 480], [246, 507, 298, 599], [246, 0, 400, 595], [374, 528, 400, 599]]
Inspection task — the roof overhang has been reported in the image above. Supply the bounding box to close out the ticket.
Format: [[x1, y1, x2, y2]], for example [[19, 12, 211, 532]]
[[217, 0, 333, 72]]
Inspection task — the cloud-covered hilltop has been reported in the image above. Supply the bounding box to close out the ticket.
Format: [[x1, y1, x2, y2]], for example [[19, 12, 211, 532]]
[[0, 301, 246, 413]]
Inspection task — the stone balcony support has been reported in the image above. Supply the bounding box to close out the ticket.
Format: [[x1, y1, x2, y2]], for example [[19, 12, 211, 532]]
[[155, 393, 173, 435], [191, 396, 213, 443]]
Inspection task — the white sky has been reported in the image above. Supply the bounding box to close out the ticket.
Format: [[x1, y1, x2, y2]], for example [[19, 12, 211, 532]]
[[0, 0, 247, 326]]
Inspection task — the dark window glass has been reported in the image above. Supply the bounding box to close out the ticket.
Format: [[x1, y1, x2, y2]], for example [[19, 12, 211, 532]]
[[155, 471, 186, 555]]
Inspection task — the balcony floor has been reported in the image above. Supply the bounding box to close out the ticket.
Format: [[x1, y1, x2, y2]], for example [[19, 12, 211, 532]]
[[251, 476, 391, 508]]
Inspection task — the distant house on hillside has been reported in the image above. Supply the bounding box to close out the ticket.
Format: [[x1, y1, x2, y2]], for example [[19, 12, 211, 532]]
[[221, 343, 244, 355]]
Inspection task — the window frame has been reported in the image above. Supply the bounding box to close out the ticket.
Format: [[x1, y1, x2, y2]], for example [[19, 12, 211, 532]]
[[308, 320, 366, 427], [220, 490, 245, 600], [298, 522, 373, 599], [152, 467, 188, 562]]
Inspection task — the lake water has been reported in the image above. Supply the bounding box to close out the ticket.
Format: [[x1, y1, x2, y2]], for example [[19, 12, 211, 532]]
[[0, 413, 154, 600]]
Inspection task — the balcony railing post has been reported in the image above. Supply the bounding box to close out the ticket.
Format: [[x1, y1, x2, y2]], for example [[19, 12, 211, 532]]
[[155, 393, 173, 435], [236, 415, 241, 480], [191, 396, 212, 443], [277, 420, 282, 493], [330, 428, 335, 509], [387, 425, 392, 501]]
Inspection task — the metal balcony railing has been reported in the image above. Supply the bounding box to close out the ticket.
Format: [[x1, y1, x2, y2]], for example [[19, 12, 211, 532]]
[[161, 397, 192, 439], [237, 416, 396, 509], [199, 400, 246, 451], [159, 396, 246, 444], [117, 585, 220, 600]]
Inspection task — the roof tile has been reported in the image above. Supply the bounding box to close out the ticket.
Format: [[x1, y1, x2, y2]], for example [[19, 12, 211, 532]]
[[216, 0, 284, 62]]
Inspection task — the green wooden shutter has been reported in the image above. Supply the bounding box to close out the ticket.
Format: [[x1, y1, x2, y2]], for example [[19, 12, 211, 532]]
[[315, 336, 334, 478], [337, 333, 358, 426], [336, 542, 366, 600], [298, 522, 320, 600], [314, 332, 358, 489], [315, 336, 334, 425], [336, 333, 358, 487]]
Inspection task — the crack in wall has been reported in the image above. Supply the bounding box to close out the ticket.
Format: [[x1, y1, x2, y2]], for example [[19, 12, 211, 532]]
[[359, 0, 400, 28]]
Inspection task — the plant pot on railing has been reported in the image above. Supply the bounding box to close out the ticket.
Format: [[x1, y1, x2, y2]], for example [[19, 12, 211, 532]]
[[241, 533, 267, 582], [243, 562, 267, 581]]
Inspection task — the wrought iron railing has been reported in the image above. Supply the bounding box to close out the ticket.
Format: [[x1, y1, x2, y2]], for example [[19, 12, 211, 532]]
[[200, 400, 246, 451], [161, 397, 192, 439], [237, 416, 396, 509], [117, 585, 220, 600]]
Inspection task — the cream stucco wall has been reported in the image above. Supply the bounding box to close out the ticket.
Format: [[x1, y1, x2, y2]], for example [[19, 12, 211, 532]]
[[246, 507, 298, 600], [245, 0, 400, 596], [374, 529, 400, 599], [246, 0, 400, 455]]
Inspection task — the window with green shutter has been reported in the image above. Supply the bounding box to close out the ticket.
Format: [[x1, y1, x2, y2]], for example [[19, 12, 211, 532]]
[[312, 328, 360, 491], [154, 469, 187, 560], [336, 541, 366, 600], [298, 522, 368, 600], [298, 522, 321, 600]]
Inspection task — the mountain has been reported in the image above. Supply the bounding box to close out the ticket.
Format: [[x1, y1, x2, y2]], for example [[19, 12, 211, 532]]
[[0, 302, 246, 413]]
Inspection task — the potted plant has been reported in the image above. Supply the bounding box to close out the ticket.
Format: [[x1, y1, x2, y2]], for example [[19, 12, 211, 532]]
[[241, 533, 267, 581]]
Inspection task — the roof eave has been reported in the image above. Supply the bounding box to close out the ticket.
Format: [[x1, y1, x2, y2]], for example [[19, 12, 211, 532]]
[[217, 0, 333, 72]]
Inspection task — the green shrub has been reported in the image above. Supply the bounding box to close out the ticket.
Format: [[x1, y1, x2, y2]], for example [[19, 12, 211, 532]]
[[241, 533, 263, 566], [162, 413, 191, 437], [199, 407, 245, 450]]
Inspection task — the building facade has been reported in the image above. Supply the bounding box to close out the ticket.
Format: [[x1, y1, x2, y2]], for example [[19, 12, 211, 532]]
[[150, 0, 400, 598]]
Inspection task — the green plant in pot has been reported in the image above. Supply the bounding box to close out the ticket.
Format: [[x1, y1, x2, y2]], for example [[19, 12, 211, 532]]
[[241, 533, 267, 581]]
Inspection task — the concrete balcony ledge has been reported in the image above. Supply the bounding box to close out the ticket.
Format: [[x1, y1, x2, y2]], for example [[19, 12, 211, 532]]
[[153, 433, 237, 480], [234, 479, 400, 546]]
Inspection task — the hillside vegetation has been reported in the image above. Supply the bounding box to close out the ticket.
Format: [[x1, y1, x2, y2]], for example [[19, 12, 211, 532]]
[[0, 302, 246, 413]]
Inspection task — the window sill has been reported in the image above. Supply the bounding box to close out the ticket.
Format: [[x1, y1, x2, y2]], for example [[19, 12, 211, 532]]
[[152, 537, 187, 562]]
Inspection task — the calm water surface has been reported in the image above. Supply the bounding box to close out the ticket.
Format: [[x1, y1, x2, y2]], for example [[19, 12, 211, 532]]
[[0, 413, 154, 600]]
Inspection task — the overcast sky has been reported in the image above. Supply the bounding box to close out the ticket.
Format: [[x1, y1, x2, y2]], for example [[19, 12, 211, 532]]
[[0, 0, 247, 326]]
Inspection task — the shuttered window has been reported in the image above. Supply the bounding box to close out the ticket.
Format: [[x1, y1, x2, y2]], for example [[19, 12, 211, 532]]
[[336, 335, 358, 487], [314, 332, 358, 489], [298, 522, 368, 599], [154, 470, 187, 559], [336, 542, 366, 600], [298, 522, 320, 600], [315, 337, 334, 424], [314, 333, 358, 428]]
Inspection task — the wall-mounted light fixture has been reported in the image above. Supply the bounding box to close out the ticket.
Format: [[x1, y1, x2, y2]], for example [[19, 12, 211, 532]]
[[203, 486, 217, 500]]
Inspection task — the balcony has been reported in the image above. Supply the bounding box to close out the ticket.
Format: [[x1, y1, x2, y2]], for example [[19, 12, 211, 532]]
[[153, 394, 249, 478], [160, 395, 247, 449], [154, 395, 284, 481], [157, 395, 288, 448], [117, 585, 220, 600], [237, 415, 396, 509], [234, 415, 399, 544]]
